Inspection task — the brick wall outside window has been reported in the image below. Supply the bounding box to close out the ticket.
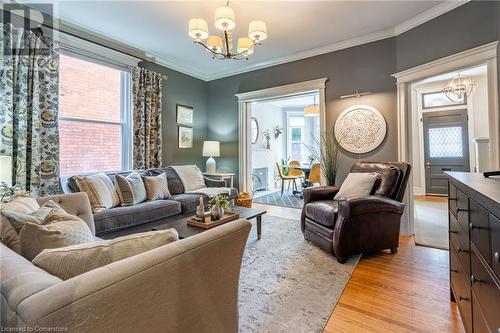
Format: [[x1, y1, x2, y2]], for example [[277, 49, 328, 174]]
[[59, 53, 123, 176]]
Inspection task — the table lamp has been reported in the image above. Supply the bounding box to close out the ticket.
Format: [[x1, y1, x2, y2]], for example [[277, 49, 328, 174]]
[[0, 155, 12, 186], [202, 141, 220, 174]]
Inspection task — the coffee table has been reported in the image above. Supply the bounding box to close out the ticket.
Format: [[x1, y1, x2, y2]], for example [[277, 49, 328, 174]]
[[153, 206, 267, 240]]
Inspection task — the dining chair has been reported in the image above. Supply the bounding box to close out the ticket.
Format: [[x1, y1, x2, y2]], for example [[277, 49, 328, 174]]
[[275, 162, 300, 196], [288, 160, 304, 179], [306, 163, 321, 185]]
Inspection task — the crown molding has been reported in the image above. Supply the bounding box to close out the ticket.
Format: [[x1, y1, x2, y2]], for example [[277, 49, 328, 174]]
[[22, 1, 468, 81]]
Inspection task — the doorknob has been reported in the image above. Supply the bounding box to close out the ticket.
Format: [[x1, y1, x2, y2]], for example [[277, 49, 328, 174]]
[[426, 161, 431, 169]]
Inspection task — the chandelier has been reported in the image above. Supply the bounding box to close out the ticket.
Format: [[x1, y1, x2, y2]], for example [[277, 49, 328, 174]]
[[188, 1, 267, 60], [443, 73, 477, 103]]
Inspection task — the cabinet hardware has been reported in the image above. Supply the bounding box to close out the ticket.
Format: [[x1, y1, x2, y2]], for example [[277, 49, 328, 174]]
[[494, 251, 499, 263], [456, 208, 468, 213], [469, 223, 482, 230], [458, 296, 469, 301], [456, 247, 467, 253], [471, 275, 483, 284], [449, 197, 457, 201]]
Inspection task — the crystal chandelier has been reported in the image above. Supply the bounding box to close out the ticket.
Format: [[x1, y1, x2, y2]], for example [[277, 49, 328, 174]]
[[188, 1, 267, 60], [443, 73, 477, 103]]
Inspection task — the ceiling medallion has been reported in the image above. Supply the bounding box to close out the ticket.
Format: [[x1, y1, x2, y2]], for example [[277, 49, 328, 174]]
[[442, 73, 477, 103], [188, 1, 267, 60]]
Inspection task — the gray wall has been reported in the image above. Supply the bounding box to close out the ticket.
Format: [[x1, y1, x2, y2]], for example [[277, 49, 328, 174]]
[[139, 61, 208, 168], [207, 1, 500, 188]]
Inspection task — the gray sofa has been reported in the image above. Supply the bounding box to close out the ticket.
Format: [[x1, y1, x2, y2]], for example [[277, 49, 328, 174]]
[[60, 166, 238, 236], [1, 193, 251, 332]]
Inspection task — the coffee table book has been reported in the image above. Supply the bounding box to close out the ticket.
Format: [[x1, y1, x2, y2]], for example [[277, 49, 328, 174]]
[[187, 211, 240, 229]]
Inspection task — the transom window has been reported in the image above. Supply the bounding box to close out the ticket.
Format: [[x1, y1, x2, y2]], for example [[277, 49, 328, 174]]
[[58, 51, 132, 176]]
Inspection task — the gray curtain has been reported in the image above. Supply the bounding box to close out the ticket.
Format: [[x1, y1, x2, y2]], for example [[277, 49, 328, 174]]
[[132, 67, 163, 170], [0, 24, 61, 196]]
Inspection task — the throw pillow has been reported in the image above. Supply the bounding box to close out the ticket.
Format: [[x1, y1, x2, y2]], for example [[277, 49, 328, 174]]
[[74, 173, 120, 212], [115, 171, 147, 206], [1, 200, 66, 233], [334, 172, 379, 200], [0, 216, 21, 253], [143, 173, 171, 200], [33, 228, 179, 280], [20, 210, 95, 261], [1, 196, 40, 214], [171, 165, 206, 192]]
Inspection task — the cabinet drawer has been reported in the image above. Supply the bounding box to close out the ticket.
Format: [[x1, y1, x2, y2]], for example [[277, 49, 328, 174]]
[[449, 183, 458, 217], [470, 199, 491, 266], [450, 246, 473, 333], [491, 214, 500, 279], [456, 189, 470, 235], [450, 213, 471, 278], [471, 250, 500, 332], [472, 293, 492, 333]]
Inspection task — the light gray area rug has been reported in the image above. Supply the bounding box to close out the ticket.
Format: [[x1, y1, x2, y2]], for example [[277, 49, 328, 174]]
[[239, 216, 360, 333], [253, 191, 304, 209]]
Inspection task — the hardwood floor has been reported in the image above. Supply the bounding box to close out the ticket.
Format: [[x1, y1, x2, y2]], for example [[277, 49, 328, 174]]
[[254, 203, 465, 333]]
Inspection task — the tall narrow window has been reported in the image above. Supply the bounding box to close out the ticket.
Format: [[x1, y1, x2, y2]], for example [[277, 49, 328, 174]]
[[58, 52, 132, 176], [288, 116, 306, 163]]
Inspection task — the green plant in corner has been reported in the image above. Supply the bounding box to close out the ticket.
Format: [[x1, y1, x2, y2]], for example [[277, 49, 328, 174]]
[[280, 156, 290, 176], [304, 129, 340, 186]]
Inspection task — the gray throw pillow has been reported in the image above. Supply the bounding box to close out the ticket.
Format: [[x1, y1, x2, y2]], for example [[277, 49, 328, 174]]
[[115, 171, 147, 206], [334, 172, 378, 200]]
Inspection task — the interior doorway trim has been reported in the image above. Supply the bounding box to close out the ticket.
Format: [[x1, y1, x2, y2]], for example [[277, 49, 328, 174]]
[[392, 41, 499, 236], [236, 78, 328, 192]]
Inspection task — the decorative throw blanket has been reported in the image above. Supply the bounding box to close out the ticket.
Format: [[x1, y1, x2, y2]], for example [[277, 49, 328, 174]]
[[171, 165, 230, 198]]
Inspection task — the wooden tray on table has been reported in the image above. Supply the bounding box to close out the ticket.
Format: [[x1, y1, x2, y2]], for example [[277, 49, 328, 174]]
[[187, 211, 240, 229]]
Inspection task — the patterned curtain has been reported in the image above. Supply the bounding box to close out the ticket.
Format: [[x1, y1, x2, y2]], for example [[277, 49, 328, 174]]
[[132, 67, 163, 170], [0, 24, 60, 196]]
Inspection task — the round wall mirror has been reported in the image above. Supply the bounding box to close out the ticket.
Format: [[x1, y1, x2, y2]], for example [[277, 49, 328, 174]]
[[251, 117, 259, 144]]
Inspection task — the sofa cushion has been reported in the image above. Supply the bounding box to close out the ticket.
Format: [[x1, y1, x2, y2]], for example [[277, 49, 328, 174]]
[[147, 167, 185, 195], [115, 171, 147, 206], [19, 210, 95, 261], [143, 173, 171, 200], [305, 200, 338, 228], [170, 193, 205, 214], [74, 173, 120, 212], [93, 200, 181, 234], [33, 228, 178, 280]]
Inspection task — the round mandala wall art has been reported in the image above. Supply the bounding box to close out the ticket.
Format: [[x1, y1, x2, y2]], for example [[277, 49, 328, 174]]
[[334, 105, 386, 154]]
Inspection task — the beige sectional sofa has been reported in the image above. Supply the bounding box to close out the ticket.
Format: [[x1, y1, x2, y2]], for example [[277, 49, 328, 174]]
[[1, 193, 251, 332]]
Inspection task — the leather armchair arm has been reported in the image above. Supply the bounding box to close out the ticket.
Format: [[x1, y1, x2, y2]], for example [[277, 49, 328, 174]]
[[337, 195, 404, 216], [303, 186, 340, 204], [204, 177, 227, 187]]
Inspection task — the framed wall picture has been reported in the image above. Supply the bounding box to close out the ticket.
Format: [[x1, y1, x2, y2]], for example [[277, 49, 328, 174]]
[[176, 104, 194, 125], [178, 126, 193, 148]]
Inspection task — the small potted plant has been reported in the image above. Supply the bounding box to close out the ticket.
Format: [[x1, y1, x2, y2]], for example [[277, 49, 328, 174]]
[[263, 129, 271, 149], [208, 194, 230, 220]]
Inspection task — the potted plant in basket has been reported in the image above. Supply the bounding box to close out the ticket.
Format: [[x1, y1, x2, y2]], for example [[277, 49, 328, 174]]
[[208, 194, 231, 220]]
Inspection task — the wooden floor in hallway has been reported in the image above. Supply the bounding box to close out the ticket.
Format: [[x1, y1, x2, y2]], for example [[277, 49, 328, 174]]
[[254, 203, 465, 333]]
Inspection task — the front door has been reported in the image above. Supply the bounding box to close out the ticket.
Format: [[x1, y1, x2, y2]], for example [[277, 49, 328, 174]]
[[423, 109, 470, 195]]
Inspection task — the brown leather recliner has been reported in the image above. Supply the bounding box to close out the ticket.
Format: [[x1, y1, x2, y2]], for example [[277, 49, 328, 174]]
[[301, 162, 411, 263]]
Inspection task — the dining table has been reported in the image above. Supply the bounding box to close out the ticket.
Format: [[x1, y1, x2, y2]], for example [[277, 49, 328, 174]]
[[291, 164, 312, 197]]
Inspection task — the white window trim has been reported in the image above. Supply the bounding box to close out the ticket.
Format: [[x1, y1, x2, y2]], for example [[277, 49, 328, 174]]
[[59, 50, 134, 174]]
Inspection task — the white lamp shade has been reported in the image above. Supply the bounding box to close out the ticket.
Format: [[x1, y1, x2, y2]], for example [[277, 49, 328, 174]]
[[203, 141, 220, 157], [207, 35, 223, 53], [248, 20, 267, 41], [0, 155, 13, 186], [304, 105, 320, 117], [237, 37, 254, 55], [214, 6, 235, 30], [188, 18, 209, 40]]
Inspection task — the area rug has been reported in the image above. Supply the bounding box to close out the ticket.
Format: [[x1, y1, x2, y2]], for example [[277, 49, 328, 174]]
[[239, 215, 360, 333], [253, 191, 304, 209]]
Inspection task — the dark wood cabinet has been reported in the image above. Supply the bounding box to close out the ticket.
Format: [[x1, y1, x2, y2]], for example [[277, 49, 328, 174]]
[[447, 172, 500, 333]]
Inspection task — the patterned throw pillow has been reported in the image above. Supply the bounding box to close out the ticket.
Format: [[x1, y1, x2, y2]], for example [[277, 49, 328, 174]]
[[19, 210, 95, 261], [1, 200, 67, 234], [33, 228, 178, 280], [143, 173, 171, 200], [74, 173, 120, 212], [115, 172, 147, 206]]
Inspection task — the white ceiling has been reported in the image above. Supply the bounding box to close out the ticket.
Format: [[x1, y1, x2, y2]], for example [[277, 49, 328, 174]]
[[27, 1, 467, 81]]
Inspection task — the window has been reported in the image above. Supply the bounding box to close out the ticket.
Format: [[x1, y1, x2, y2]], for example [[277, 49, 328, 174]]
[[428, 126, 463, 158], [58, 52, 132, 176], [288, 116, 306, 163], [422, 91, 466, 109]]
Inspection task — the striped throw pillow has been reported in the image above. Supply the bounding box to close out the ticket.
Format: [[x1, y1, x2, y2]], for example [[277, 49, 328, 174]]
[[115, 172, 147, 206], [32, 228, 178, 280], [143, 173, 171, 200], [75, 173, 120, 212]]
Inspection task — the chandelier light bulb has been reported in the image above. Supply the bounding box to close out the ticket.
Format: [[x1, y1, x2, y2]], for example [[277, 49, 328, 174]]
[[248, 20, 267, 42], [188, 18, 208, 41], [215, 6, 236, 31]]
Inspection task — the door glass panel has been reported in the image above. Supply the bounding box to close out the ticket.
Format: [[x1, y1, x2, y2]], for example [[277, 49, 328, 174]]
[[428, 126, 463, 158]]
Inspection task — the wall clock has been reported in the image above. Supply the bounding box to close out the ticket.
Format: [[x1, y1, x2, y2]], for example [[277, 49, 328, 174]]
[[334, 105, 386, 154]]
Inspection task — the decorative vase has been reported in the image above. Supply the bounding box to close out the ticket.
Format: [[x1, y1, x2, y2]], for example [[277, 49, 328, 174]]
[[211, 204, 224, 220], [263, 140, 270, 149]]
